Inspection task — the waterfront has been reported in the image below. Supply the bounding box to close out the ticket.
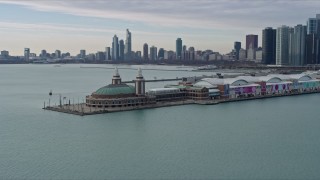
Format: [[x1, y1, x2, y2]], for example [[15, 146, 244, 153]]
[[1, 64, 320, 179]]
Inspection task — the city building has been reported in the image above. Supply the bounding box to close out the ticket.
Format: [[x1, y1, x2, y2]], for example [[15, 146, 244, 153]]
[[112, 35, 119, 61], [239, 49, 246, 60], [96, 51, 105, 62], [105, 47, 111, 60], [262, 27, 276, 64], [125, 29, 132, 60], [150, 46, 157, 61], [119, 39, 125, 61], [176, 38, 182, 60], [158, 48, 164, 60], [143, 43, 148, 61], [276, 25, 292, 65], [24, 48, 30, 62], [80, 50, 86, 58], [234, 42, 241, 60], [307, 18, 318, 35], [55, 50, 61, 58], [246, 34, 258, 50], [289, 24, 307, 66], [305, 33, 320, 64], [41, 50, 47, 58], [1, 50, 9, 58], [164, 50, 175, 60], [255, 48, 263, 63]]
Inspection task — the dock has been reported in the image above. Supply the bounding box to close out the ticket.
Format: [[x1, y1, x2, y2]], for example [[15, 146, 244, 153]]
[[43, 90, 320, 116]]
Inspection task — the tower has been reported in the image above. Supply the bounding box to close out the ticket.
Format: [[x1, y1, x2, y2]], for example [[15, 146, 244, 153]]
[[125, 29, 132, 60], [24, 48, 30, 62], [143, 43, 149, 61], [135, 68, 145, 96], [112, 35, 119, 60], [262, 27, 276, 64], [112, 67, 122, 85], [276, 25, 292, 65], [176, 38, 182, 60]]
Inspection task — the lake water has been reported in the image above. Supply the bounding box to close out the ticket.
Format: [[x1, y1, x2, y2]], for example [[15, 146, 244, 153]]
[[0, 64, 320, 179]]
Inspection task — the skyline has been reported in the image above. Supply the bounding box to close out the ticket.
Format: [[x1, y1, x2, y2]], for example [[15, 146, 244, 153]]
[[1, 0, 320, 55]]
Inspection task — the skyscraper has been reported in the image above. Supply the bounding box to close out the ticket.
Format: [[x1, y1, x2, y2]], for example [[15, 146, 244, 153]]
[[80, 49, 86, 58], [276, 25, 292, 65], [176, 38, 182, 60], [41, 50, 47, 58], [119, 39, 125, 61], [289, 25, 306, 66], [24, 48, 30, 62], [125, 29, 132, 60], [150, 46, 157, 61], [105, 47, 111, 60], [112, 35, 119, 61], [305, 33, 320, 64], [234, 42, 241, 60], [262, 27, 276, 64], [55, 50, 61, 58], [246, 34, 258, 50], [158, 48, 164, 60], [307, 18, 318, 35], [143, 43, 148, 61]]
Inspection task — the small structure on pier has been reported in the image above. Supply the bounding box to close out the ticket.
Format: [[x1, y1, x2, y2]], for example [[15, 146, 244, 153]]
[[86, 68, 155, 108]]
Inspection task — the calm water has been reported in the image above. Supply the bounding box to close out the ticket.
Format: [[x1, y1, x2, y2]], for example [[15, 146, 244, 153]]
[[0, 64, 320, 179]]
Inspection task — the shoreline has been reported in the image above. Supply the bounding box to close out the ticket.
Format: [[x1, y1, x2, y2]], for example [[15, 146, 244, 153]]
[[43, 90, 320, 116]]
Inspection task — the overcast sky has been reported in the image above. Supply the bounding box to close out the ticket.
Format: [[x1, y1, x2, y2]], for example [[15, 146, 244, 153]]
[[0, 0, 319, 56]]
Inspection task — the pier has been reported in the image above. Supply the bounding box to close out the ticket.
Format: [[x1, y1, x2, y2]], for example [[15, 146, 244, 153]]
[[43, 90, 320, 116]]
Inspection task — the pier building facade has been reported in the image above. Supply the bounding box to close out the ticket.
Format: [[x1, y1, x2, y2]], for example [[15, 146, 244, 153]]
[[85, 68, 155, 108]]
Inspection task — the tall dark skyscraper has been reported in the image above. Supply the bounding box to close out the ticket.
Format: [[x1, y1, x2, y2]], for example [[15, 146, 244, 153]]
[[234, 42, 241, 60], [305, 33, 320, 64], [143, 43, 148, 61], [119, 39, 124, 60], [262, 27, 276, 64], [125, 29, 131, 60], [176, 38, 182, 59], [158, 48, 164, 60], [246, 34, 258, 50], [112, 35, 119, 60]]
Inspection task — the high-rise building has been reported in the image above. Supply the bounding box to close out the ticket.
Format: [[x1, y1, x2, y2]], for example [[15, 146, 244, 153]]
[[80, 50, 86, 58], [105, 47, 111, 60], [305, 34, 320, 64], [234, 42, 241, 60], [289, 25, 306, 66], [24, 48, 30, 62], [112, 35, 119, 60], [125, 29, 132, 60], [276, 25, 292, 65], [95, 51, 105, 62], [158, 48, 165, 60], [119, 39, 125, 60], [176, 38, 182, 59], [55, 50, 61, 58], [307, 18, 318, 35], [150, 46, 157, 61], [246, 34, 258, 50], [143, 43, 148, 61], [188, 47, 195, 61], [41, 50, 47, 58], [262, 27, 277, 64], [1, 50, 9, 57]]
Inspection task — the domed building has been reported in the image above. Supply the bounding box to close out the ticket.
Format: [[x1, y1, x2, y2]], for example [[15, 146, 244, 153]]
[[86, 68, 155, 108]]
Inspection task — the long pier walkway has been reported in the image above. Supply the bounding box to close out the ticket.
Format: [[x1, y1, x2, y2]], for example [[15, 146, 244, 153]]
[[43, 90, 320, 116]]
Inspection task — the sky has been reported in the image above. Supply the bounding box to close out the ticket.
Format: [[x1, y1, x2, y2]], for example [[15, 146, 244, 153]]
[[0, 0, 319, 56]]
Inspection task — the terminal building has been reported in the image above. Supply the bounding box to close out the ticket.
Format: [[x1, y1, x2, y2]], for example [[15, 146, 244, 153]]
[[194, 74, 320, 99], [86, 68, 155, 108]]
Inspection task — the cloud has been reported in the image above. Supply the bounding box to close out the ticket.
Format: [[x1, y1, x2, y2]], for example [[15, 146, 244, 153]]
[[2, 0, 319, 30]]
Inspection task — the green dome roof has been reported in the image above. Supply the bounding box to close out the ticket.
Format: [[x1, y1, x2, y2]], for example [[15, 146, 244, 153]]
[[94, 84, 135, 96]]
